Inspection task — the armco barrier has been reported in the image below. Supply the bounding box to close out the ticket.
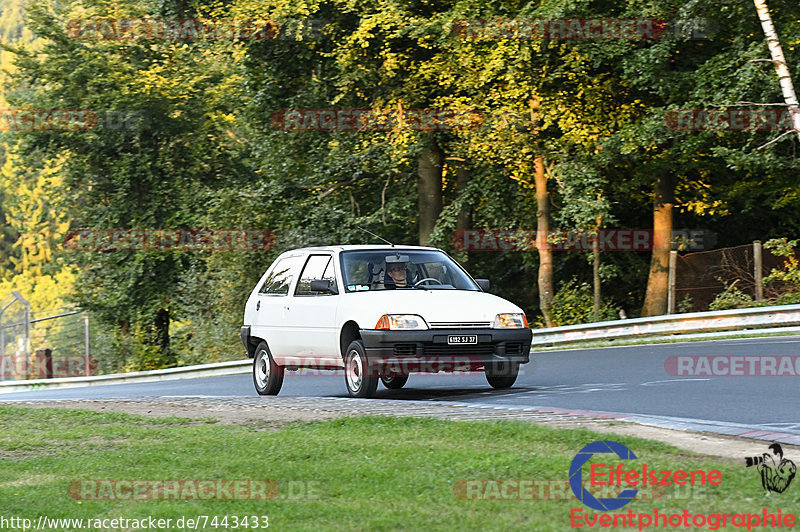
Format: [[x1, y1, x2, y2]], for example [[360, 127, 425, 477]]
[[0, 359, 251, 394], [532, 304, 800, 347]]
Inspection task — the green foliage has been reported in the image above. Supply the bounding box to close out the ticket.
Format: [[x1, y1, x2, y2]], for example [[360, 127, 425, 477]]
[[547, 279, 620, 327], [763, 238, 800, 291], [91, 323, 177, 374], [677, 294, 694, 314], [775, 292, 800, 305], [707, 281, 755, 311]]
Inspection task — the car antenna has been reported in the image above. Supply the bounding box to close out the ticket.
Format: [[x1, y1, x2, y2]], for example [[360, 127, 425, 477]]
[[357, 226, 394, 247]]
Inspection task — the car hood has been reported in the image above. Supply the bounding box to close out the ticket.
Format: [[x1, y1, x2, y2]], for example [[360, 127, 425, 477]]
[[342, 289, 526, 325]]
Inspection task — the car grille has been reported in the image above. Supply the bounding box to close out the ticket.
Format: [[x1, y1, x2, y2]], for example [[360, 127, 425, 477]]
[[428, 322, 492, 329], [393, 344, 417, 356], [422, 345, 496, 356]]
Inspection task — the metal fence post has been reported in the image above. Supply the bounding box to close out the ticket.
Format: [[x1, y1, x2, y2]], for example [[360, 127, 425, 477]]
[[83, 311, 90, 376], [0, 325, 4, 381], [10, 291, 30, 360], [1, 295, 18, 365], [754, 240, 764, 302], [667, 250, 678, 314]]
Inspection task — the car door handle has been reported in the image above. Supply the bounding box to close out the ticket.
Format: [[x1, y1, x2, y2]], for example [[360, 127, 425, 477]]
[[256, 300, 260, 311]]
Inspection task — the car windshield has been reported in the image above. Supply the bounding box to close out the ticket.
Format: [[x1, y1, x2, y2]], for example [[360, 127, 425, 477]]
[[340, 250, 479, 292]]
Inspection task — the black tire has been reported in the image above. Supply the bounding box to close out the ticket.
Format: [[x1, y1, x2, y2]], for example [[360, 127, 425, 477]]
[[381, 374, 409, 389], [344, 340, 378, 398], [485, 361, 519, 389], [253, 342, 284, 395]]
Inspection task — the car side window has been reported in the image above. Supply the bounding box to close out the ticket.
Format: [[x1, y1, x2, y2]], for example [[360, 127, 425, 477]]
[[418, 262, 452, 284], [259, 256, 303, 295], [295, 255, 336, 296]]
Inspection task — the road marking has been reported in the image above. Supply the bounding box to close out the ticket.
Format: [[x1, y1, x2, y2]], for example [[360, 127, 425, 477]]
[[640, 378, 710, 386]]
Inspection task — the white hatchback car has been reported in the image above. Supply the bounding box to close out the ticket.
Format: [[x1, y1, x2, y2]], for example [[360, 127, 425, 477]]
[[240, 245, 532, 398]]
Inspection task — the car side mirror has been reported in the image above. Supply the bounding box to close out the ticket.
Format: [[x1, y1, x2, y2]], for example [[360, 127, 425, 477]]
[[310, 279, 339, 295], [475, 278, 490, 291]]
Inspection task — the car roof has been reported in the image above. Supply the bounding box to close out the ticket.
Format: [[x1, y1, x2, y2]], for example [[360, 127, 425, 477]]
[[283, 244, 442, 254]]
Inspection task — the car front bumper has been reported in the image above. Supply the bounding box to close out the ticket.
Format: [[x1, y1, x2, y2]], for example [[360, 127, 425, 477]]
[[359, 328, 531, 371]]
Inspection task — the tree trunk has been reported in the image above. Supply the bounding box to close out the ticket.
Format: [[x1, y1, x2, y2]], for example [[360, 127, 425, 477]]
[[534, 156, 554, 326], [642, 173, 675, 317], [593, 215, 602, 321], [152, 307, 170, 352], [753, 0, 800, 140], [455, 164, 472, 233], [417, 140, 443, 246], [455, 162, 472, 266]]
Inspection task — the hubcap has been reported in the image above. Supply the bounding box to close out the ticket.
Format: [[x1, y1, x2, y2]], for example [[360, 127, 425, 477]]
[[255, 349, 270, 388], [346, 350, 363, 392]]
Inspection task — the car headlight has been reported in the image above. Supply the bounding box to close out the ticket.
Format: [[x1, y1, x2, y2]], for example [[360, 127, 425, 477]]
[[375, 314, 429, 330], [493, 313, 528, 329]]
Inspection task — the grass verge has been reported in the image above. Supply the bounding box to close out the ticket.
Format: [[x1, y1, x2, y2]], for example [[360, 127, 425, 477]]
[[0, 406, 797, 531]]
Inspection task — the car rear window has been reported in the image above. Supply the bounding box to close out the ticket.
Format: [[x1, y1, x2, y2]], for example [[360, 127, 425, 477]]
[[259, 255, 304, 295]]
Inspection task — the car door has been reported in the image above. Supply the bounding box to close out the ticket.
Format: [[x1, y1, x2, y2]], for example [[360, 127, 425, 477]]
[[282, 253, 340, 366], [252, 253, 305, 362]]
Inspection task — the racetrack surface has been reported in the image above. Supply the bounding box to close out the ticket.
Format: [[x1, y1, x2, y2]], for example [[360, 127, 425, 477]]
[[2, 336, 799, 442]]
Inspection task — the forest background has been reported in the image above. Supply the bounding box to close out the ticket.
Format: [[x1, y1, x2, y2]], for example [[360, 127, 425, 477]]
[[2, 0, 800, 371]]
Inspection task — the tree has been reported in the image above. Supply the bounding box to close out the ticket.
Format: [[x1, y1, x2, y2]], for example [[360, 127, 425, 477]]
[[5, 0, 253, 365]]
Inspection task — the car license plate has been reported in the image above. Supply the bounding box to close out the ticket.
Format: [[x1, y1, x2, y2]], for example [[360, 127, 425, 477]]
[[448, 335, 478, 345]]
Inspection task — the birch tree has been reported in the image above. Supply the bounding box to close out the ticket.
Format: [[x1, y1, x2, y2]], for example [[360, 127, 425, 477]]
[[753, 0, 800, 143]]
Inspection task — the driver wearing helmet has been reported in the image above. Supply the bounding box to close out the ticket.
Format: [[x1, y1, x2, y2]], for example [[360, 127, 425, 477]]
[[384, 255, 411, 289]]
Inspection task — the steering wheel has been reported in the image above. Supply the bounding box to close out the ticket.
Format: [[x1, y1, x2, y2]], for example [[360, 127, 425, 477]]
[[414, 277, 443, 287]]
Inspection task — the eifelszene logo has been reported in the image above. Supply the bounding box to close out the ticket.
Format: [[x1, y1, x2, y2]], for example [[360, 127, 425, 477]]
[[745, 443, 796, 494], [570, 441, 639, 511], [570, 440, 722, 512]]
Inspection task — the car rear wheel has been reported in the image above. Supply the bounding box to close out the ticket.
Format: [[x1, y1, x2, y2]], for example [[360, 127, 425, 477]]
[[253, 342, 284, 395], [380, 374, 409, 389], [485, 361, 519, 389], [344, 340, 378, 398]]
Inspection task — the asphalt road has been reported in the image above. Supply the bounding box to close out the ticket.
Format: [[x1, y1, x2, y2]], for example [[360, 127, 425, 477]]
[[2, 336, 798, 434]]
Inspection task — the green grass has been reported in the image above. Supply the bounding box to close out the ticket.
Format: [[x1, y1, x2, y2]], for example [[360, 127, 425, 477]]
[[0, 407, 797, 531]]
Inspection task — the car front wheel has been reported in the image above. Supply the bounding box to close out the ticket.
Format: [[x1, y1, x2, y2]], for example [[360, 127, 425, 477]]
[[253, 342, 284, 395], [344, 340, 378, 398], [485, 361, 519, 389]]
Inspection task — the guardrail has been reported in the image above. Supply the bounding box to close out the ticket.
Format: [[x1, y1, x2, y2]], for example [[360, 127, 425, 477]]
[[532, 303, 800, 347], [0, 359, 251, 394]]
